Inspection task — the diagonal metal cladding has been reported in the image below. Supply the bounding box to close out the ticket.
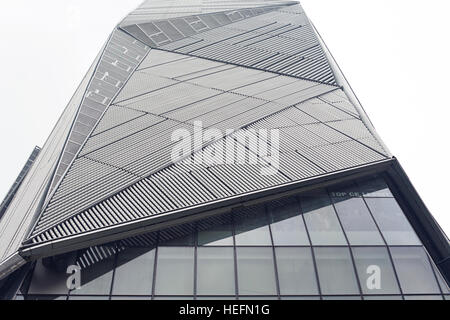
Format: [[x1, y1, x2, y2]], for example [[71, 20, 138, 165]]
[[0, 38, 110, 280], [122, 3, 337, 85], [22, 49, 389, 257], [119, 0, 299, 28], [48, 30, 151, 196]]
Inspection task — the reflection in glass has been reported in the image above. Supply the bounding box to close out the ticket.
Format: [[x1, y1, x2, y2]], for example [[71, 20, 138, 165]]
[[236, 247, 277, 295], [314, 247, 359, 295], [403, 295, 443, 300], [198, 220, 233, 246], [333, 198, 383, 245], [366, 198, 421, 245], [390, 247, 440, 294], [68, 295, 109, 300], [197, 247, 235, 295], [234, 207, 272, 246], [363, 295, 402, 300], [159, 225, 196, 246], [432, 264, 450, 294], [26, 295, 66, 300], [275, 247, 318, 295], [357, 176, 393, 198], [28, 259, 72, 295], [301, 196, 347, 245], [322, 296, 362, 300], [268, 199, 309, 246], [71, 257, 114, 295], [112, 248, 155, 295], [352, 247, 400, 295], [154, 247, 194, 295], [280, 296, 321, 300]]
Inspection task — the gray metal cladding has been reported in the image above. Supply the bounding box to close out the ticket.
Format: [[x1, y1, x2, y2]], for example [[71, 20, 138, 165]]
[[0, 147, 41, 221], [156, 4, 337, 85], [50, 29, 150, 192], [120, 2, 292, 48], [19, 1, 392, 254], [27, 50, 388, 244], [91, 105, 145, 136]]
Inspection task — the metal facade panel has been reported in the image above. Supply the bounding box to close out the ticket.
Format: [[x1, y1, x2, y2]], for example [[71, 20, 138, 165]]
[[26, 48, 388, 245], [0, 147, 41, 222], [0, 1, 395, 269], [50, 30, 150, 191], [0, 40, 104, 270]]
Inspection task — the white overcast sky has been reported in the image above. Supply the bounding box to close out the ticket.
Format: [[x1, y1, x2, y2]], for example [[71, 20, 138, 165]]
[[0, 1, 449, 235]]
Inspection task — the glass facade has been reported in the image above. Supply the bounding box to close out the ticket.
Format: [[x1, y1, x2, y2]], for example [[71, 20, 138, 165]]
[[16, 175, 448, 300]]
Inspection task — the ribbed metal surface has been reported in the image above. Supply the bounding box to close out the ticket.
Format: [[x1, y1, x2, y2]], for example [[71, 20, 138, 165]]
[[27, 47, 388, 243], [91, 105, 144, 136], [50, 29, 150, 191], [120, 0, 296, 27], [156, 4, 336, 85], [0, 39, 104, 266], [120, 2, 292, 48], [0, 147, 41, 221], [19, 2, 390, 252]]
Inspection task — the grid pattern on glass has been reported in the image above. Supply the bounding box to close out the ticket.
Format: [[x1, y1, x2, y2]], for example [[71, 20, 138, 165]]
[[20, 176, 446, 300]]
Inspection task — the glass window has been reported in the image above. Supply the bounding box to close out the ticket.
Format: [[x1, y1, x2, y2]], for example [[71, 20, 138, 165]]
[[112, 248, 155, 295], [352, 247, 400, 295], [238, 296, 278, 300], [71, 257, 115, 295], [365, 198, 421, 245], [68, 295, 109, 300], [329, 182, 363, 198], [196, 297, 237, 300], [322, 296, 362, 300], [153, 296, 194, 300], [159, 226, 196, 246], [197, 247, 235, 295], [333, 198, 384, 245], [432, 264, 450, 294], [236, 247, 277, 295], [197, 218, 234, 246], [280, 296, 320, 300], [314, 247, 360, 295], [275, 247, 318, 295], [403, 295, 443, 300], [389, 247, 441, 294], [357, 176, 393, 198], [363, 295, 402, 300], [234, 206, 272, 246], [301, 195, 347, 246], [28, 259, 72, 295], [268, 199, 309, 246], [154, 247, 194, 295], [26, 295, 67, 300], [110, 296, 151, 300]]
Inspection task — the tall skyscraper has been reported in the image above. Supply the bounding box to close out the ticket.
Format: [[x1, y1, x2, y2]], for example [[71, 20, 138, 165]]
[[0, 1, 448, 300]]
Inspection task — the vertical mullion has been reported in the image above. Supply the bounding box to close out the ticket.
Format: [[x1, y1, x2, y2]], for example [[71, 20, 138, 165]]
[[297, 196, 323, 299], [108, 244, 119, 300], [231, 212, 239, 300], [266, 205, 281, 300], [193, 222, 198, 300], [327, 189, 363, 299], [67, 250, 82, 300], [151, 231, 160, 300]]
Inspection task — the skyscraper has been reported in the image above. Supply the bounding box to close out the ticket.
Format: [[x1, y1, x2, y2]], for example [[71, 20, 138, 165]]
[[0, 0, 448, 300]]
